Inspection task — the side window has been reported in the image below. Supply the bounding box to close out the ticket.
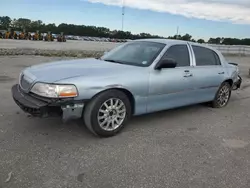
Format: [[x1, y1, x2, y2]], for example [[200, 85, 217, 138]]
[[192, 45, 221, 66], [163, 44, 190, 67]]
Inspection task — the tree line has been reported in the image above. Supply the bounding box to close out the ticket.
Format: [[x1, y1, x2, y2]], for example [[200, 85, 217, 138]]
[[0, 16, 249, 45]]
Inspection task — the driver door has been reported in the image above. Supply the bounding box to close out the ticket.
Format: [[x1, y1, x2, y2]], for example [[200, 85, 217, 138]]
[[147, 44, 197, 113]]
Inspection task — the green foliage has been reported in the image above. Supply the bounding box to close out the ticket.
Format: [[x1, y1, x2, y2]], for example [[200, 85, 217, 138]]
[[197, 39, 205, 43], [207, 37, 250, 45], [0, 16, 11, 30], [0, 16, 249, 45]]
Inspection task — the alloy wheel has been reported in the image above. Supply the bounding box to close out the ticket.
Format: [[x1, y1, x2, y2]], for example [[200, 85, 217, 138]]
[[217, 84, 230, 107], [97, 98, 127, 131]]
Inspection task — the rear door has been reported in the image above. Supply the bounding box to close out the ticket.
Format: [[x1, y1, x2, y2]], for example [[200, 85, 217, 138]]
[[189, 44, 226, 102]]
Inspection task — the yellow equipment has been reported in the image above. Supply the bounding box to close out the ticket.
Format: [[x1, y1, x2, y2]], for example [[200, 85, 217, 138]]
[[13, 31, 18, 39], [33, 33, 39, 40], [17, 29, 28, 40], [5, 31, 11, 39], [18, 32, 26, 40], [2, 29, 14, 39], [44, 32, 54, 41], [32, 30, 43, 40]]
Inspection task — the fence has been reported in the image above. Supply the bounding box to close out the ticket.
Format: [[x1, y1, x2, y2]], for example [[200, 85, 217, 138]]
[[206, 44, 250, 56]]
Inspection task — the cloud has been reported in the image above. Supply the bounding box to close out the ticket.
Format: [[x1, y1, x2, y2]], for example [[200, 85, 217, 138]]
[[85, 0, 250, 24]]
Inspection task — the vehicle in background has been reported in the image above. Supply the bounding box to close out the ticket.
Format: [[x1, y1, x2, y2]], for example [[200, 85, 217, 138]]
[[82, 37, 89, 41], [65, 35, 74, 40], [32, 31, 44, 41], [57, 32, 66, 42], [0, 30, 5, 38], [44, 32, 55, 41], [11, 39, 242, 137], [88, 37, 95, 41]]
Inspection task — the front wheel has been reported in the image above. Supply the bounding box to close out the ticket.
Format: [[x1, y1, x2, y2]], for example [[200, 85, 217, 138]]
[[83, 89, 132, 137], [211, 82, 231, 108]]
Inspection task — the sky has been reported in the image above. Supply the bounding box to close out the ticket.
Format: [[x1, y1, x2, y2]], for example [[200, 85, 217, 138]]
[[0, 0, 249, 40]]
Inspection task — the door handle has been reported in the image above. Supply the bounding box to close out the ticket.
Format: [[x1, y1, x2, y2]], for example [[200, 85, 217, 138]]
[[184, 73, 193, 77], [183, 70, 193, 77], [218, 72, 225, 75]]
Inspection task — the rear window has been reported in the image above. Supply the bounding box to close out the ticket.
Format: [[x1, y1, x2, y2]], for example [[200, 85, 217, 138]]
[[192, 45, 221, 66]]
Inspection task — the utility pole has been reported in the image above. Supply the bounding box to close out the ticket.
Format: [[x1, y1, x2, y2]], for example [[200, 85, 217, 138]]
[[176, 26, 179, 39], [122, 0, 125, 31]]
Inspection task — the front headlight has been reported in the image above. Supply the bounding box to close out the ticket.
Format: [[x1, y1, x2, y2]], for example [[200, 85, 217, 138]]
[[31, 83, 78, 98]]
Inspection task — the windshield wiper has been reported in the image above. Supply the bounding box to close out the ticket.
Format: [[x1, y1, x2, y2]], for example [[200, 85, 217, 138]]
[[103, 59, 124, 64]]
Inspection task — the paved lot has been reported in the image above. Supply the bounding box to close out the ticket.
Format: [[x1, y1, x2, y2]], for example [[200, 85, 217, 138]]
[[0, 39, 119, 51], [0, 55, 250, 188]]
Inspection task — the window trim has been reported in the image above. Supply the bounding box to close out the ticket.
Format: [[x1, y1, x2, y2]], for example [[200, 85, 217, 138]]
[[155, 44, 191, 69], [191, 45, 222, 67], [212, 51, 221, 65]]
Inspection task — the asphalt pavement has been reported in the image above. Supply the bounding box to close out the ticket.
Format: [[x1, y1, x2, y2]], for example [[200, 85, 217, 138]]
[[0, 55, 250, 188]]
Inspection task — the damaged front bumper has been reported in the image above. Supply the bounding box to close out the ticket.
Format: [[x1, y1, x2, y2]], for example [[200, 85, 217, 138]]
[[11, 84, 87, 121], [232, 75, 242, 90]]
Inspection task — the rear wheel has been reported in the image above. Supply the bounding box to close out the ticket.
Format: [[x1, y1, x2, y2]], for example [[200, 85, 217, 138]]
[[211, 82, 231, 108], [83, 89, 132, 137]]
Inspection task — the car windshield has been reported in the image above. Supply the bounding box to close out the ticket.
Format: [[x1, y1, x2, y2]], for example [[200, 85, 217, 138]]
[[100, 41, 166, 67]]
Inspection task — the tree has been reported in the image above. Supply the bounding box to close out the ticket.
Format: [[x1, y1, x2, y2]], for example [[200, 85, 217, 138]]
[[10, 18, 17, 29], [168, 35, 181, 40], [208, 37, 221, 44], [17, 18, 32, 29], [181, 33, 192, 41], [30, 20, 43, 31], [222, 38, 241, 45], [197, 39, 205, 43], [0, 16, 11, 29]]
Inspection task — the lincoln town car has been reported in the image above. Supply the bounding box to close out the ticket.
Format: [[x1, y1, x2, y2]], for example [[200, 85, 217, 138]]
[[11, 39, 242, 137]]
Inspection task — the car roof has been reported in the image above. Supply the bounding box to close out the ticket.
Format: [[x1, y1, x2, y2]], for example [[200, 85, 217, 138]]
[[133, 38, 221, 54], [133, 38, 189, 45]]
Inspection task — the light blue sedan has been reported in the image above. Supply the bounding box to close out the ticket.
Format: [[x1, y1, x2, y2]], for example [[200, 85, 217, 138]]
[[11, 39, 242, 137]]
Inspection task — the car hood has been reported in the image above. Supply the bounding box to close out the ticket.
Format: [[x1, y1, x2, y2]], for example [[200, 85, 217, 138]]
[[24, 58, 142, 83]]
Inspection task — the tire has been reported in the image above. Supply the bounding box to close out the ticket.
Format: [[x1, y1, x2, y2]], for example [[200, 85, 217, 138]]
[[211, 82, 231, 108], [83, 89, 132, 137]]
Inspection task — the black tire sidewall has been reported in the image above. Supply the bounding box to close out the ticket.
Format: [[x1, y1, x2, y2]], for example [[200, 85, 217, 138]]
[[88, 90, 131, 137], [213, 82, 231, 108]]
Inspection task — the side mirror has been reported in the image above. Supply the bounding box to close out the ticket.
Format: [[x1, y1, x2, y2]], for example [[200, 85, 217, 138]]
[[155, 58, 177, 70]]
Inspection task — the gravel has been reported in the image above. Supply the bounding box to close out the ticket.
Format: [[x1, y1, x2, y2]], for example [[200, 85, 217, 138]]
[[0, 55, 250, 188], [0, 48, 104, 58], [0, 39, 120, 58]]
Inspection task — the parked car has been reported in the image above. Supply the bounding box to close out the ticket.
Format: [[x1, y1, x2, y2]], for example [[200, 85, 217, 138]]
[[11, 39, 242, 137]]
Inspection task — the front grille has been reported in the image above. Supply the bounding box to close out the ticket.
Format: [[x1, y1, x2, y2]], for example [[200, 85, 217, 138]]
[[20, 74, 31, 90]]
